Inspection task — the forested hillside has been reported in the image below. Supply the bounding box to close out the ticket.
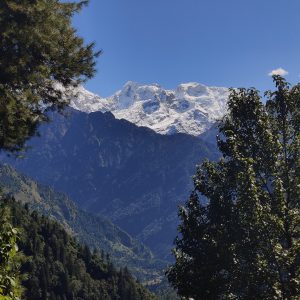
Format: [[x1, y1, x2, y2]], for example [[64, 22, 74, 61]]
[[3, 198, 156, 300], [0, 163, 166, 283]]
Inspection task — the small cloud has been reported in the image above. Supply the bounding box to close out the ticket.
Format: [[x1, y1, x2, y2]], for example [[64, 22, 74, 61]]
[[268, 68, 289, 77]]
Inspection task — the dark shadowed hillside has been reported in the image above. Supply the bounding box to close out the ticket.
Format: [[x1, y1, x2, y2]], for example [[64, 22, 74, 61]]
[[2, 108, 218, 259]]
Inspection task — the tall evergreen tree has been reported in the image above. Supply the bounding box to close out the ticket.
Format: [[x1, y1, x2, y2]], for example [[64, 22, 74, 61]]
[[167, 76, 300, 299], [0, 1, 99, 298], [0, 0, 100, 152]]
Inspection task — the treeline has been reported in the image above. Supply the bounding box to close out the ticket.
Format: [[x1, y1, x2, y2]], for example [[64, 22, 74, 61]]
[[3, 198, 156, 300]]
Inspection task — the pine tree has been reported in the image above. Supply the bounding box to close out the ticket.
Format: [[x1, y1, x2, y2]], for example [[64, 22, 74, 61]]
[[0, 2, 99, 290], [0, 0, 100, 152], [167, 76, 300, 299]]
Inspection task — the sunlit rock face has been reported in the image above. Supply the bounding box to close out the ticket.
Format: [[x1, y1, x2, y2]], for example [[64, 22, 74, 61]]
[[70, 81, 229, 136]]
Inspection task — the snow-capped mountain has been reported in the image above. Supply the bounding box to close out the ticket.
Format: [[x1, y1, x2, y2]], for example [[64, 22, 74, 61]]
[[70, 81, 229, 136]]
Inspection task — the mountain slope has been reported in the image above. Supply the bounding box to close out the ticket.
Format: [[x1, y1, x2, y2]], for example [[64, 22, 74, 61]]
[[70, 81, 228, 136], [3, 108, 218, 259], [3, 199, 156, 300], [0, 163, 165, 282]]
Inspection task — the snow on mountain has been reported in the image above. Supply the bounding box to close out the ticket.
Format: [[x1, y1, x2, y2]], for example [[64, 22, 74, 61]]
[[70, 81, 229, 136]]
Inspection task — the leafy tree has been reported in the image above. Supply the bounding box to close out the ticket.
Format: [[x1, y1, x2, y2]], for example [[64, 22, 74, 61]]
[[0, 200, 21, 300], [0, 0, 100, 152], [167, 76, 300, 299]]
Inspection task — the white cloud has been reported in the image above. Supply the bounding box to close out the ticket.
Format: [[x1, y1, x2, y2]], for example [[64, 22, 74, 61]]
[[268, 68, 289, 77]]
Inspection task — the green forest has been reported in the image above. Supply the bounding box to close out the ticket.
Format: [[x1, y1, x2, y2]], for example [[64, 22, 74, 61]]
[[1, 197, 156, 300]]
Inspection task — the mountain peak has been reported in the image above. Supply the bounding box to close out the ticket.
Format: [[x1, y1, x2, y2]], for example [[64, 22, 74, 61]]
[[70, 81, 229, 136]]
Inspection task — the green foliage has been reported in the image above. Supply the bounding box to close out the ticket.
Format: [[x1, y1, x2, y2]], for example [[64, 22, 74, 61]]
[[0, 200, 21, 300], [2, 198, 156, 300], [0, 0, 99, 152], [167, 76, 300, 299]]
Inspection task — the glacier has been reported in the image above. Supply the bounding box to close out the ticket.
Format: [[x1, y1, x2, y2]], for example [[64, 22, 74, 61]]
[[70, 81, 229, 136]]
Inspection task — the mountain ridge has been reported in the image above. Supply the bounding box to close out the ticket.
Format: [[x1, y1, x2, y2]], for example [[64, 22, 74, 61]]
[[3, 108, 218, 260], [70, 81, 229, 136]]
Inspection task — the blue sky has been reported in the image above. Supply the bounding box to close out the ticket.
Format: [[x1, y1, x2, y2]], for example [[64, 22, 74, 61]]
[[73, 0, 300, 97]]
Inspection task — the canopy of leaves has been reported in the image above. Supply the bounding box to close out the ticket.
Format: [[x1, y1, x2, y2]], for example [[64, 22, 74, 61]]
[[0, 199, 21, 300], [0, 0, 99, 152], [167, 76, 300, 299]]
